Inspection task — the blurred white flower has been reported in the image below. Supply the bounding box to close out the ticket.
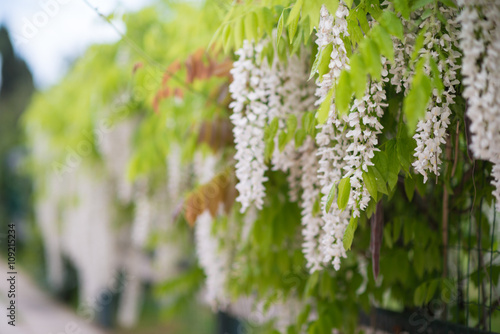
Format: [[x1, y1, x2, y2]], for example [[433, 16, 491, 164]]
[[458, 0, 500, 209], [230, 40, 270, 213]]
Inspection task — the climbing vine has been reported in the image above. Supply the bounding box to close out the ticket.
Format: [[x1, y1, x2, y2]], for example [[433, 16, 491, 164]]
[[24, 0, 500, 333]]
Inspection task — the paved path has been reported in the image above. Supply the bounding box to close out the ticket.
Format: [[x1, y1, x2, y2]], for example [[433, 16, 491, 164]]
[[0, 261, 105, 334]]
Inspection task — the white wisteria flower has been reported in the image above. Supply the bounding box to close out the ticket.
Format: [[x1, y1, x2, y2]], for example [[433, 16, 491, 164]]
[[412, 6, 461, 183], [458, 0, 500, 209], [314, 3, 352, 271], [298, 138, 324, 272], [344, 63, 389, 217], [195, 210, 230, 308], [271, 53, 316, 201], [230, 40, 270, 212]]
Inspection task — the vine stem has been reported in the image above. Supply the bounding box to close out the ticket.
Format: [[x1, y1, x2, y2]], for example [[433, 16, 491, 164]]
[[443, 130, 453, 280], [441, 124, 455, 321]]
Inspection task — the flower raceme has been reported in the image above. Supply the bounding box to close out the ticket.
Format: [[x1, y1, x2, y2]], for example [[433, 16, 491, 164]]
[[226, 1, 500, 274]]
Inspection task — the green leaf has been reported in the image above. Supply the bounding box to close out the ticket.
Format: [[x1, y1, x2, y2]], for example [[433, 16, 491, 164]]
[[308, 322, 319, 334], [234, 17, 244, 49], [324, 1, 339, 17], [421, 8, 432, 20], [209, 25, 223, 50], [337, 177, 351, 211], [373, 151, 389, 180], [278, 131, 288, 151], [302, 112, 314, 133], [291, 25, 304, 54], [403, 63, 432, 133], [297, 304, 311, 331], [369, 166, 388, 195], [316, 86, 333, 124], [310, 50, 321, 80], [366, 198, 377, 217], [244, 12, 259, 42], [356, 8, 370, 34], [415, 173, 426, 195], [287, 0, 304, 26], [336, 70, 353, 116], [222, 24, 233, 54], [277, 35, 287, 63], [411, 0, 434, 11], [288, 7, 300, 43], [325, 183, 337, 213], [436, 10, 448, 25], [286, 115, 298, 144], [414, 282, 427, 305], [343, 216, 358, 251], [347, 15, 364, 45], [344, 0, 353, 9], [412, 27, 427, 62], [265, 41, 275, 64], [397, 138, 416, 173], [302, 0, 321, 35], [360, 39, 381, 80], [260, 7, 274, 37], [318, 44, 333, 78], [366, 0, 382, 19], [349, 54, 367, 99], [385, 140, 400, 190], [277, 10, 285, 47], [429, 57, 444, 94], [378, 11, 404, 40], [305, 271, 320, 297], [269, 117, 280, 138], [403, 220, 413, 245], [426, 279, 439, 303], [312, 198, 321, 216], [384, 225, 393, 248], [392, 0, 410, 20], [393, 218, 402, 240], [439, 0, 457, 8], [295, 129, 306, 148], [371, 25, 395, 62], [264, 138, 275, 162], [319, 271, 334, 300], [340, 33, 352, 57], [363, 171, 378, 201], [404, 176, 415, 201]]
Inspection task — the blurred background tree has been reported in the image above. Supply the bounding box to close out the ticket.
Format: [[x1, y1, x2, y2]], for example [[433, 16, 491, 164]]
[[0, 25, 36, 264]]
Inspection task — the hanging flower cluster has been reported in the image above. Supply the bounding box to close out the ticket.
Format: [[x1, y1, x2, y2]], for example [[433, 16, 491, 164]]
[[313, 3, 352, 271], [298, 138, 324, 272], [192, 153, 231, 308], [229, 41, 271, 213], [458, 0, 500, 209], [230, 40, 316, 213], [25, 0, 500, 332], [229, 3, 394, 272], [344, 64, 389, 217], [412, 6, 461, 183], [131, 179, 152, 248], [271, 54, 317, 202]]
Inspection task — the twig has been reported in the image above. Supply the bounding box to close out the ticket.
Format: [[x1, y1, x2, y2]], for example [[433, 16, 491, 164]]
[[451, 121, 460, 177], [441, 132, 452, 320], [464, 114, 477, 215], [443, 135, 452, 280]]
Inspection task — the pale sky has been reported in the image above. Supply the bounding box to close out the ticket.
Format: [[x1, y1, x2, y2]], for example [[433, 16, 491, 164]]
[[0, 0, 152, 89]]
